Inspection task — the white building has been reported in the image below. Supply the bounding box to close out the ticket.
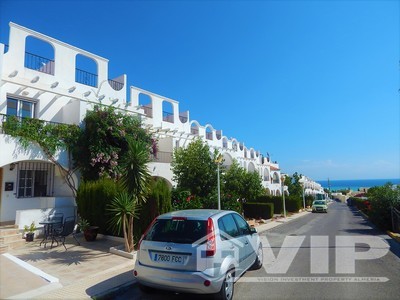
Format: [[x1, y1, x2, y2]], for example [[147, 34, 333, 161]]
[[299, 175, 325, 196], [0, 22, 283, 228]]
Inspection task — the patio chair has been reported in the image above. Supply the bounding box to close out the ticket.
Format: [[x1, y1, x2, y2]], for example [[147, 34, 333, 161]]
[[53, 216, 80, 250]]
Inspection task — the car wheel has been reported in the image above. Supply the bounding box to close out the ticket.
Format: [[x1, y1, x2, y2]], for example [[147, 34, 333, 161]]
[[251, 244, 263, 270], [215, 269, 235, 300]]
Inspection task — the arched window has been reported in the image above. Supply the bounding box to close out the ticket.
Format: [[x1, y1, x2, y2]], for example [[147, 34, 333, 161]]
[[191, 122, 199, 135], [75, 54, 98, 87], [25, 36, 54, 75], [205, 126, 213, 140], [162, 101, 174, 123], [139, 93, 152, 118], [222, 138, 228, 149], [232, 141, 238, 151]]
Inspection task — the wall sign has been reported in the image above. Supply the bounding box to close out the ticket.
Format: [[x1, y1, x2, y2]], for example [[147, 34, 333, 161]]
[[5, 182, 14, 191]]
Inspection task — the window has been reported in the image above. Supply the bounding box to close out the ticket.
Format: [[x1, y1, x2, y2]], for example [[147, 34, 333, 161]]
[[232, 214, 251, 236], [7, 97, 36, 118], [145, 219, 206, 244], [218, 214, 239, 240], [17, 162, 54, 198]]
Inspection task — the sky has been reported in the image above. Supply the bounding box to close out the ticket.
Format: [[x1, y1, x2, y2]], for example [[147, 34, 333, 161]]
[[0, 0, 399, 181]]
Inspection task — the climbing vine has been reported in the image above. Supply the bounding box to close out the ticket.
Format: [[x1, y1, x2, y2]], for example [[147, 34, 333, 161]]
[[3, 115, 81, 196]]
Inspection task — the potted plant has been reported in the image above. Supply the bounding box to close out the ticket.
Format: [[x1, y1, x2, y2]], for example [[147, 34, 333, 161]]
[[24, 221, 37, 242], [78, 218, 99, 242]]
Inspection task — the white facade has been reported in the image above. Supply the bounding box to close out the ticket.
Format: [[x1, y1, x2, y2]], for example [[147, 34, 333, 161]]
[[0, 22, 283, 226], [299, 175, 325, 196]]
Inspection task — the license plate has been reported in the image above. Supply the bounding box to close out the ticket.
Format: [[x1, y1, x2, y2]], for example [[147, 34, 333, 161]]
[[153, 253, 186, 264]]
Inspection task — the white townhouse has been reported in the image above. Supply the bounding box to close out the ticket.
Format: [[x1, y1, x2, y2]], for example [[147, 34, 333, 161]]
[[0, 22, 283, 229], [299, 175, 325, 196]]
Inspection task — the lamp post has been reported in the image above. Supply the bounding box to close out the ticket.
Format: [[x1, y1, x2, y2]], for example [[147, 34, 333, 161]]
[[281, 176, 286, 219], [215, 154, 223, 210], [302, 186, 306, 210]]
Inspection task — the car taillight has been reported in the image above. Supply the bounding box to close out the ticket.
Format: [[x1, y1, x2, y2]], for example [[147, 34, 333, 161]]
[[206, 217, 216, 257], [137, 217, 157, 250]]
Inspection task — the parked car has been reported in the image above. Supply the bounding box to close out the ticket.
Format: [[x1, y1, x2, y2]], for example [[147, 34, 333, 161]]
[[312, 200, 328, 213], [133, 209, 263, 300]]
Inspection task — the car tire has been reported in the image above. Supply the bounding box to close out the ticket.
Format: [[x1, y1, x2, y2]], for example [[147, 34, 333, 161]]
[[251, 244, 263, 270], [215, 268, 235, 300]]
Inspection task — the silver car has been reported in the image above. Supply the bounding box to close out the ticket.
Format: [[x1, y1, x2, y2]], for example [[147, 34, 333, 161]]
[[133, 209, 263, 300]]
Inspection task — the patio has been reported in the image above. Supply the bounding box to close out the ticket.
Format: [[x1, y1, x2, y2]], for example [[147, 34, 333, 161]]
[[1, 234, 134, 299]]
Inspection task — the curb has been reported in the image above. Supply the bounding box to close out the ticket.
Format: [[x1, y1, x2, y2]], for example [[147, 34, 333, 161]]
[[386, 231, 400, 243], [352, 206, 400, 244], [92, 279, 137, 300]]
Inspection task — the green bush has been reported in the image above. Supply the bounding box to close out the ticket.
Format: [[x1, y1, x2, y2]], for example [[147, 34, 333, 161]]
[[349, 197, 369, 213], [134, 178, 172, 243], [243, 203, 274, 220], [286, 196, 302, 212], [76, 178, 122, 235], [367, 184, 400, 230], [250, 195, 283, 214]]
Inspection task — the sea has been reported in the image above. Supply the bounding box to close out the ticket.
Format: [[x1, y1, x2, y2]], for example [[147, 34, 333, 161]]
[[317, 178, 400, 192]]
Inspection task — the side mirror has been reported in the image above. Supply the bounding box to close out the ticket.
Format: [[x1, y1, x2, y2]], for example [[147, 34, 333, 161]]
[[250, 227, 257, 234]]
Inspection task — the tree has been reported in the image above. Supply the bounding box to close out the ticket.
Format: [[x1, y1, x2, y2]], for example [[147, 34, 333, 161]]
[[284, 172, 303, 198], [222, 160, 264, 212], [72, 105, 153, 181], [108, 138, 152, 252], [171, 139, 218, 197]]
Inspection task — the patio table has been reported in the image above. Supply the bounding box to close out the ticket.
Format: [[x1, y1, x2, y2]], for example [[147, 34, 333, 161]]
[[39, 219, 62, 248]]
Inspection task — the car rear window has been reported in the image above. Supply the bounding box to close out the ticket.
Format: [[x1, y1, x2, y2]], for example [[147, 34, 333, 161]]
[[314, 201, 325, 205], [144, 219, 207, 244]]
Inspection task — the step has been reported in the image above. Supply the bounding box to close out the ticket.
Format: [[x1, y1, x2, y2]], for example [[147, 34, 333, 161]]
[[0, 227, 20, 236], [0, 233, 24, 244], [0, 239, 26, 253], [0, 243, 8, 254]]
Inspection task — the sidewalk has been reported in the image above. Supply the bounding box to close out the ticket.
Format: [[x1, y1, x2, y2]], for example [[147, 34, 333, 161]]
[[1, 235, 135, 299], [1, 211, 312, 299]]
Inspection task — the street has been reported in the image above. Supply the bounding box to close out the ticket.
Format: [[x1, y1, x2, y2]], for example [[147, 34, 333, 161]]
[[116, 201, 400, 299]]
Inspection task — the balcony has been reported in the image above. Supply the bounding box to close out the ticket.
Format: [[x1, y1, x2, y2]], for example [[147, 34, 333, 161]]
[[25, 51, 55, 75], [18, 49, 124, 89], [163, 111, 174, 123], [75, 68, 98, 87], [0, 114, 70, 134], [150, 151, 173, 163]]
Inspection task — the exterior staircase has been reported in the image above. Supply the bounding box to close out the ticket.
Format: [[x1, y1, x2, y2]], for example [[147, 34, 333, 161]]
[[0, 225, 26, 254]]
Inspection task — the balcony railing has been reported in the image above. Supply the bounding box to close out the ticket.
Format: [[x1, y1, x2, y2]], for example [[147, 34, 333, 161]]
[[0, 113, 68, 134], [141, 106, 153, 118], [150, 151, 173, 163], [163, 111, 174, 123], [25, 51, 55, 75], [191, 127, 199, 135], [108, 79, 124, 91], [179, 116, 188, 123], [75, 68, 98, 87], [206, 132, 213, 140]]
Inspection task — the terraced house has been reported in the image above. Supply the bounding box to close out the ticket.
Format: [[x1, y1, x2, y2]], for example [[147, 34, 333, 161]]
[[0, 22, 284, 230]]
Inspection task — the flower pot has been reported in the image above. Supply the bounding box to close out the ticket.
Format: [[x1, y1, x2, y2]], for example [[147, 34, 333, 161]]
[[25, 232, 34, 242], [84, 226, 99, 242]]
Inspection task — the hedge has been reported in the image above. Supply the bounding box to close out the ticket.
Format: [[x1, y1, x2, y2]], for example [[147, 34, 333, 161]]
[[243, 203, 274, 220]]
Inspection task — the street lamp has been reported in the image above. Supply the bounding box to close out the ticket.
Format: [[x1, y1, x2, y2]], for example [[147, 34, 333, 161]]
[[215, 154, 223, 210], [302, 185, 306, 210], [281, 176, 286, 219]]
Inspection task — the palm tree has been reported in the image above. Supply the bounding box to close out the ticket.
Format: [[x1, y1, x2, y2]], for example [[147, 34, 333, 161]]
[[108, 138, 151, 252]]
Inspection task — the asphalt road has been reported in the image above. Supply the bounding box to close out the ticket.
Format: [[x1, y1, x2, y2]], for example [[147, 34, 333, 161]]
[[115, 201, 400, 299]]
